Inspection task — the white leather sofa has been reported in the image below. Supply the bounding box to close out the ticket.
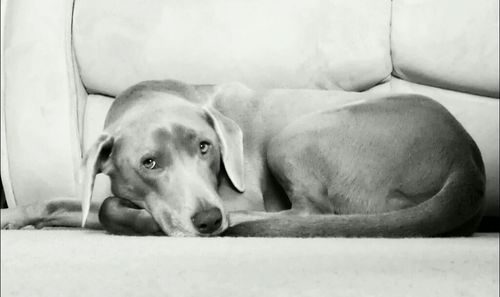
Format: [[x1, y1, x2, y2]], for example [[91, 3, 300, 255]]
[[1, 0, 498, 219]]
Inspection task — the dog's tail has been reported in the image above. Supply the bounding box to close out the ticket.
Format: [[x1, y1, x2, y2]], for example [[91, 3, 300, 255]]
[[224, 164, 486, 237]]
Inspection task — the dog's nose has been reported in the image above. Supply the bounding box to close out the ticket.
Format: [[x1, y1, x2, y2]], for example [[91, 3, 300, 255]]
[[191, 207, 223, 234]]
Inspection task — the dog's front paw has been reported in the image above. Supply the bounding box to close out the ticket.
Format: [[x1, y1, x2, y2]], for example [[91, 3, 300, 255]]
[[0, 208, 31, 230], [2, 223, 22, 230]]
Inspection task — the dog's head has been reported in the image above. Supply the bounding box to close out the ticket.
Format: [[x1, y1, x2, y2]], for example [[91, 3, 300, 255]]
[[80, 81, 245, 236]]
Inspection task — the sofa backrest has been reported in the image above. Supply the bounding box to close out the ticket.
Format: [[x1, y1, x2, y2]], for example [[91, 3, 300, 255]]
[[73, 0, 499, 99], [73, 0, 393, 96], [391, 0, 499, 98]]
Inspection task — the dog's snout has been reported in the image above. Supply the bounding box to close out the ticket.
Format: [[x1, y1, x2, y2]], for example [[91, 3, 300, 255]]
[[191, 207, 223, 234]]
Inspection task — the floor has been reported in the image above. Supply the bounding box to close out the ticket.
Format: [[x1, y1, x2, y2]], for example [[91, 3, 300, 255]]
[[1, 229, 498, 297]]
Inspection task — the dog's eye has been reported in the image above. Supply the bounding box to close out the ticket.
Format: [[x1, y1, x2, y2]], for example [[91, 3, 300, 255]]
[[199, 141, 211, 155], [142, 158, 157, 170]]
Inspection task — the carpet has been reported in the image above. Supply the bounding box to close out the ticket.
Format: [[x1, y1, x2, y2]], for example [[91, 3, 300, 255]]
[[1, 230, 498, 297]]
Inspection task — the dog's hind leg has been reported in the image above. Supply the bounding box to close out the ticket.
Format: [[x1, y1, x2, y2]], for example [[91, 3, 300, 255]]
[[1, 197, 163, 236], [226, 97, 485, 237]]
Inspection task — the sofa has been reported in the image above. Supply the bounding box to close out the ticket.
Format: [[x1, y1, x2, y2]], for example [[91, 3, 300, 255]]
[[1, 1, 498, 296]]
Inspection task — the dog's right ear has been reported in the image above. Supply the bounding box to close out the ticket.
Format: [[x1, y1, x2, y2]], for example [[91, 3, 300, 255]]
[[79, 134, 114, 227], [204, 106, 245, 193]]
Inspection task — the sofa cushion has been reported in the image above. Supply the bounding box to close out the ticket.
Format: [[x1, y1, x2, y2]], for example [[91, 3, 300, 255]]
[[73, 0, 392, 96], [391, 0, 499, 98], [369, 78, 499, 216]]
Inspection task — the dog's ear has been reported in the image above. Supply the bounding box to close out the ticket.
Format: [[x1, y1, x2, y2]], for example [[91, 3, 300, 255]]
[[204, 106, 245, 193], [79, 134, 114, 227]]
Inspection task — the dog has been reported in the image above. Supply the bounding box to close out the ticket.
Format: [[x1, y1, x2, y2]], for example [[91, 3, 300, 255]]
[[0, 80, 486, 237]]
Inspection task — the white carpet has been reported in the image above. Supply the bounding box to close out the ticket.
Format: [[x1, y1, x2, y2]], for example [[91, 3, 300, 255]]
[[1, 230, 498, 297]]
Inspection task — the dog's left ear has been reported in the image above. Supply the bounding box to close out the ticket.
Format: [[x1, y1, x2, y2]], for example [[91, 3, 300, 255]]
[[79, 134, 114, 227], [204, 106, 245, 192]]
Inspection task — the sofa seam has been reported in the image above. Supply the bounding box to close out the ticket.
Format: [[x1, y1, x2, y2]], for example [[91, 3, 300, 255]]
[[65, 0, 86, 189], [387, 0, 395, 91]]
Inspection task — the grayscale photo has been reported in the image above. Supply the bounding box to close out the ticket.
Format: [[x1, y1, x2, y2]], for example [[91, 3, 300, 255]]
[[0, 0, 498, 296]]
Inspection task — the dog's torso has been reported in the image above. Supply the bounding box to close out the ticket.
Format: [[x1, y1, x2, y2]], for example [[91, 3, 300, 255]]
[[210, 85, 378, 213], [193, 84, 484, 226]]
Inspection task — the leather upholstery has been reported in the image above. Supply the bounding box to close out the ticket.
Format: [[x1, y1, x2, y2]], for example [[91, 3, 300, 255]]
[[392, 0, 499, 98], [1, 0, 86, 206], [73, 0, 392, 95]]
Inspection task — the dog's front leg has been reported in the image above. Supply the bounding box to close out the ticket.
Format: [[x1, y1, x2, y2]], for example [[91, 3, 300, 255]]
[[98, 197, 163, 236], [1, 198, 101, 230]]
